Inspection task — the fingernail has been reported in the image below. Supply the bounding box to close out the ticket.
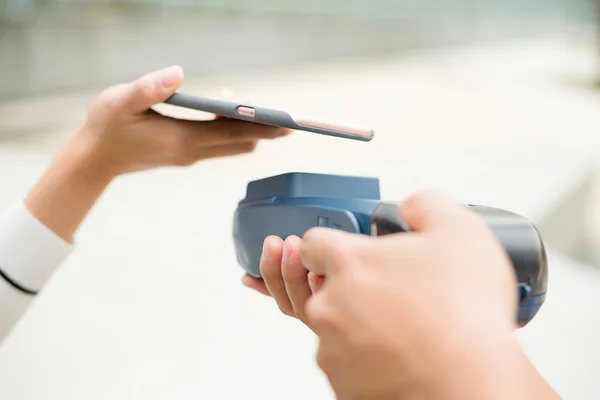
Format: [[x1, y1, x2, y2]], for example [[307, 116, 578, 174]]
[[262, 240, 271, 260], [161, 65, 183, 89]]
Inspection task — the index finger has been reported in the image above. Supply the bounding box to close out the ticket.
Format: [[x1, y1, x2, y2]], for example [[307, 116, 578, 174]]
[[150, 116, 287, 146], [300, 228, 367, 276]]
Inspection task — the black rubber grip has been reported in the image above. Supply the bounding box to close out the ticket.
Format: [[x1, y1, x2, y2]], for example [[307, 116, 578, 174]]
[[370, 202, 411, 236]]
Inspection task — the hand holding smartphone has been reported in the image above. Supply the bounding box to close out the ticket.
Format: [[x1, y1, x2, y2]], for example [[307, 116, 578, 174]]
[[163, 92, 374, 142]]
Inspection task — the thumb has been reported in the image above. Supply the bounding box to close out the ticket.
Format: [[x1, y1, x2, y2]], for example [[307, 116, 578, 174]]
[[398, 190, 465, 233], [300, 228, 368, 277], [120, 65, 184, 114]]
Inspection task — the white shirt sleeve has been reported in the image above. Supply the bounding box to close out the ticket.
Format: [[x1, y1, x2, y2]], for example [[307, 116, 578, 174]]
[[0, 202, 73, 340]]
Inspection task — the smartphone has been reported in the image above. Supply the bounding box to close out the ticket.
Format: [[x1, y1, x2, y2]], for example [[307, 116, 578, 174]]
[[163, 92, 374, 142]]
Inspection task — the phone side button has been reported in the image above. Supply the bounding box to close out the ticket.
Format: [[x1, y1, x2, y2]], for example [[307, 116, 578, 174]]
[[237, 106, 256, 118]]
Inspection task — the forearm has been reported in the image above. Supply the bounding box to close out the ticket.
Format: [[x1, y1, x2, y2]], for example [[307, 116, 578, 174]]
[[24, 132, 114, 243]]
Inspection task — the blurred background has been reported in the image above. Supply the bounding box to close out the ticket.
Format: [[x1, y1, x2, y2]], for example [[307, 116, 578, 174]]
[[0, 0, 597, 100], [0, 1, 600, 399]]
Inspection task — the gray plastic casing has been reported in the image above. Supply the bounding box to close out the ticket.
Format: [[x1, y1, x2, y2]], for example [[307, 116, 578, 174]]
[[163, 92, 374, 142]]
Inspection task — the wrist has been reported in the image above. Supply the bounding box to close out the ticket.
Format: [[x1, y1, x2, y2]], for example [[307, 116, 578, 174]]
[[24, 128, 116, 243], [54, 127, 119, 184], [414, 328, 558, 400]]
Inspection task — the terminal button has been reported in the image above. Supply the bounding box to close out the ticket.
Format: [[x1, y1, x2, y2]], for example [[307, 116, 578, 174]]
[[317, 217, 329, 227], [237, 106, 256, 118]]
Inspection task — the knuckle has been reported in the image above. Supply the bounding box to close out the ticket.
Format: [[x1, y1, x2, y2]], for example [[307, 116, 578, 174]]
[[306, 296, 338, 330], [130, 79, 155, 103], [94, 84, 127, 114]]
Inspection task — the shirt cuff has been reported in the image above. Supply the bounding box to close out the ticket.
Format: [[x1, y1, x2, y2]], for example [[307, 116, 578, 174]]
[[0, 202, 73, 291]]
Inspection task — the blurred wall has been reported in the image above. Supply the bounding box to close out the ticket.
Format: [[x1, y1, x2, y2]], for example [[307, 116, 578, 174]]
[[0, 0, 593, 100]]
